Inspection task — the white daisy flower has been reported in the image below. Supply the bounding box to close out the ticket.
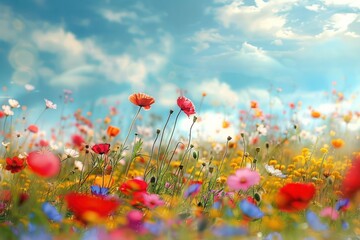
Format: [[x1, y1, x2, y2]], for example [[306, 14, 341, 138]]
[[74, 160, 84, 171], [264, 164, 286, 178], [8, 99, 20, 108], [2, 105, 14, 116], [44, 99, 57, 109], [65, 148, 80, 158]]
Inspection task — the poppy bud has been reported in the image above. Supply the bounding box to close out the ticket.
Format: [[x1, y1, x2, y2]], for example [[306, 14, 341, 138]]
[[227, 136, 232, 141], [254, 193, 261, 202]]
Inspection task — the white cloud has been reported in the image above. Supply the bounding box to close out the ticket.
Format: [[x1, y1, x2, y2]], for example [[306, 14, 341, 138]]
[[99, 9, 137, 23], [0, 6, 172, 88], [179, 110, 238, 142], [156, 83, 179, 107], [323, 0, 360, 9], [188, 28, 224, 52], [305, 4, 325, 12], [214, 0, 297, 37], [189, 78, 239, 107], [316, 13, 358, 38], [32, 28, 86, 69], [272, 39, 283, 45], [200, 42, 285, 78]]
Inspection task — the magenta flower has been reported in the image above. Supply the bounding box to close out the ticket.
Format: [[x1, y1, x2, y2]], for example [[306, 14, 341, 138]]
[[143, 193, 165, 209], [320, 207, 339, 220], [177, 96, 196, 117], [227, 168, 260, 191]]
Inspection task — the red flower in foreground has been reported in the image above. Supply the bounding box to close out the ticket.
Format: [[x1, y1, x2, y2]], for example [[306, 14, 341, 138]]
[[342, 156, 360, 199], [276, 183, 315, 212], [177, 96, 196, 117], [91, 143, 110, 155], [119, 179, 148, 196], [129, 93, 155, 110], [0, 111, 5, 118], [65, 192, 119, 224], [5, 156, 26, 173], [27, 150, 60, 178]]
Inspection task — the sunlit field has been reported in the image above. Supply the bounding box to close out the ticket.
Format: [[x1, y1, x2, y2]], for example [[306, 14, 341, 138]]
[[1, 89, 360, 240]]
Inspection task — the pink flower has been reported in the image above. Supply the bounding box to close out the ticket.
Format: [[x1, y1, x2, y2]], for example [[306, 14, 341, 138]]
[[27, 150, 60, 178], [44, 99, 57, 109], [320, 207, 339, 220], [177, 96, 196, 117], [143, 193, 165, 209], [227, 168, 260, 191]]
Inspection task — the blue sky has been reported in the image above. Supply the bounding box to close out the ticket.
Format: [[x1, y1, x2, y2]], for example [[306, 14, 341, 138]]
[[1, 0, 360, 140]]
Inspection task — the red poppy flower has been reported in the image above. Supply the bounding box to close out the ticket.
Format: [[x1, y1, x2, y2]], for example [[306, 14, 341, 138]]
[[107, 126, 120, 137], [342, 156, 360, 199], [91, 143, 110, 155], [65, 192, 119, 224], [72, 134, 85, 148], [5, 156, 26, 173], [0, 111, 5, 118], [130, 191, 146, 208], [275, 183, 315, 212], [119, 179, 148, 196], [129, 93, 155, 110], [177, 96, 196, 117], [27, 150, 60, 178], [27, 124, 39, 133]]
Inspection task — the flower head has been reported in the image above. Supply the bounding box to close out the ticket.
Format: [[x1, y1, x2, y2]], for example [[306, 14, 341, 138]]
[[91, 185, 109, 196], [5, 156, 26, 173], [331, 138, 344, 149], [311, 110, 321, 118], [177, 96, 196, 117], [27, 150, 60, 178], [42, 202, 63, 222], [27, 124, 39, 134], [143, 193, 165, 209], [65, 192, 119, 224], [342, 156, 360, 199], [227, 168, 260, 191], [65, 148, 80, 158], [91, 143, 110, 155], [2, 105, 14, 116], [8, 99, 20, 108], [107, 125, 120, 137], [119, 179, 148, 196], [44, 99, 57, 109], [129, 93, 155, 110], [250, 101, 258, 109], [276, 183, 315, 212]]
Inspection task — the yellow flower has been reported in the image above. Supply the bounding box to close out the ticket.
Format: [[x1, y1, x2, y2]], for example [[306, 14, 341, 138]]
[[269, 159, 277, 165], [263, 216, 285, 231]]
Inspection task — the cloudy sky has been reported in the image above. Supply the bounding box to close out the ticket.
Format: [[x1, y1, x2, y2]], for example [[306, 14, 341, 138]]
[[1, 0, 360, 140]]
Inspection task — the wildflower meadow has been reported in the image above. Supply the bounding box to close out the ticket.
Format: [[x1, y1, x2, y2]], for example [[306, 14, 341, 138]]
[[0, 88, 360, 240]]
